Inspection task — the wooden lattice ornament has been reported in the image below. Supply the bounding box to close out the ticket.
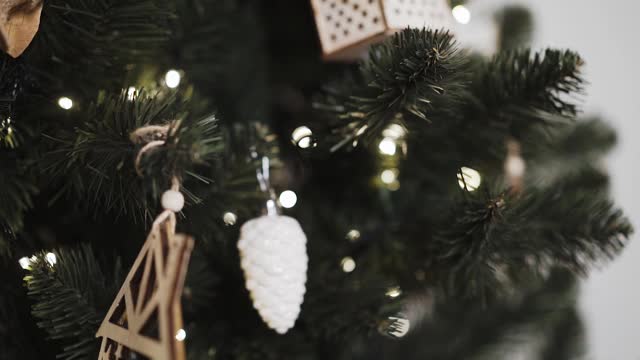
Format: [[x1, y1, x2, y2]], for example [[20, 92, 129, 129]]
[[96, 213, 194, 360], [311, 0, 453, 61]]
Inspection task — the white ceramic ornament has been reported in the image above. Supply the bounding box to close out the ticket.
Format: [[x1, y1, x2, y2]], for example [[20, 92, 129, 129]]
[[237, 215, 308, 334]]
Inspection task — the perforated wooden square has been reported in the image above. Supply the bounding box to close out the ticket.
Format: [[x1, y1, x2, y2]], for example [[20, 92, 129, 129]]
[[311, 0, 453, 61]]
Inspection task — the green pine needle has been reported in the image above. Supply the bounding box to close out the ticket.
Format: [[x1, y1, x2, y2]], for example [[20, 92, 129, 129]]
[[42, 90, 223, 221], [317, 28, 467, 151], [24, 245, 120, 360]]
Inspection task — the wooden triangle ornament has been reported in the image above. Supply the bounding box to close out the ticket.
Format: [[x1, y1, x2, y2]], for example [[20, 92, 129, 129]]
[[96, 213, 194, 360]]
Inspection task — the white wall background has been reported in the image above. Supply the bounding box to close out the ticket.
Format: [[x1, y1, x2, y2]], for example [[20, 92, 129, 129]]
[[457, 1, 640, 358]]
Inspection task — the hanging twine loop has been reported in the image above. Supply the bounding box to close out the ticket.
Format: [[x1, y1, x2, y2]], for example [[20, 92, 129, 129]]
[[130, 123, 175, 177], [130, 122, 184, 227]]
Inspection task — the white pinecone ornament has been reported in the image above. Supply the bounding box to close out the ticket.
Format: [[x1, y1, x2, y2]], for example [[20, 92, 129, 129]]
[[238, 215, 308, 334]]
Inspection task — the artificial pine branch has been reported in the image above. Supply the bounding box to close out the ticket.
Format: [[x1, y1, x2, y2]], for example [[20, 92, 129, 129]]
[[0, 54, 37, 256], [0, 151, 37, 256], [498, 175, 631, 273], [428, 193, 507, 301], [524, 118, 618, 187], [351, 269, 582, 360], [538, 307, 585, 360], [29, 0, 172, 93], [24, 245, 120, 360], [316, 28, 467, 151], [439, 269, 582, 360], [469, 49, 584, 135], [428, 174, 631, 302], [171, 0, 270, 124], [0, 53, 25, 148], [303, 276, 397, 341], [42, 90, 223, 221]]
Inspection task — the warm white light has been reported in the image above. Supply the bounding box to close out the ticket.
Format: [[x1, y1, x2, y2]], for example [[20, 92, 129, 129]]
[[341, 256, 356, 273], [386, 286, 402, 298], [387, 316, 410, 338], [223, 212, 237, 226], [382, 124, 406, 140], [18, 257, 30, 269], [165, 69, 181, 88], [380, 169, 397, 184], [452, 5, 471, 24], [346, 229, 361, 242], [291, 126, 313, 149], [279, 190, 297, 209], [298, 137, 311, 148], [58, 97, 73, 110], [378, 137, 397, 156], [505, 155, 526, 178], [175, 328, 186, 341], [127, 86, 136, 100], [45, 252, 57, 266], [458, 166, 482, 191]]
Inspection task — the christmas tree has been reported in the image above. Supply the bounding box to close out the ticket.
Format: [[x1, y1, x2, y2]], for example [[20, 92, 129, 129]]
[[0, 0, 633, 359]]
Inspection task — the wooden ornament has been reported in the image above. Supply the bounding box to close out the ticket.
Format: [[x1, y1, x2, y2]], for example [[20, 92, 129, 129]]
[[0, 0, 43, 57], [310, 0, 453, 61], [96, 213, 194, 360]]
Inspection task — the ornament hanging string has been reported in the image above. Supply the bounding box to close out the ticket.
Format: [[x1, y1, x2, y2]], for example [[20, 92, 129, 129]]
[[251, 149, 280, 216], [131, 123, 183, 227]]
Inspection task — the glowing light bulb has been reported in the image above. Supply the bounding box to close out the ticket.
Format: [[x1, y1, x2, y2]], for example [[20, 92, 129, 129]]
[[165, 69, 181, 88], [279, 190, 297, 209], [45, 252, 57, 266], [58, 97, 73, 110], [346, 229, 361, 242], [341, 256, 356, 273], [223, 212, 237, 226], [127, 86, 136, 100], [291, 126, 314, 149], [505, 155, 526, 178], [18, 257, 30, 269], [382, 124, 406, 139], [452, 5, 471, 24], [380, 169, 397, 184], [457, 166, 482, 191], [387, 316, 410, 338], [386, 286, 402, 298], [378, 137, 397, 156], [175, 328, 186, 341]]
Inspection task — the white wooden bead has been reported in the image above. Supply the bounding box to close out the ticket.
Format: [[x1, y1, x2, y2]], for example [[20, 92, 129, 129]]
[[161, 190, 184, 212], [310, 0, 454, 61]]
